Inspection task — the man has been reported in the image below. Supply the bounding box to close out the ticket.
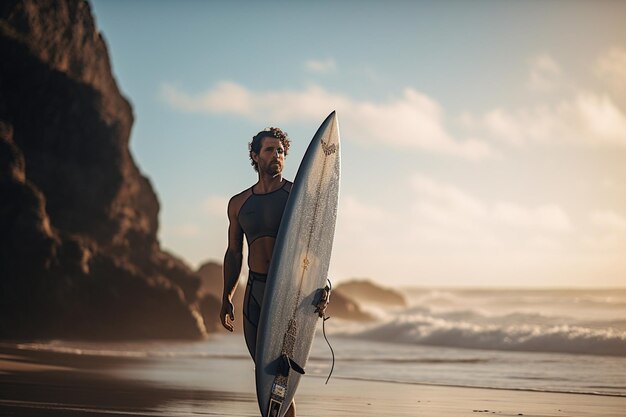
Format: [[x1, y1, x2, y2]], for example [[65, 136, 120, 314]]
[[221, 127, 323, 417]]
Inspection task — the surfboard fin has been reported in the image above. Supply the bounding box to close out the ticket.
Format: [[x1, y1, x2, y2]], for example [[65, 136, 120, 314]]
[[278, 353, 305, 376]]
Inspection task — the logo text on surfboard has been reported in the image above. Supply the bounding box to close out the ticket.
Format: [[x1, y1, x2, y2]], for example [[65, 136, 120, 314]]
[[321, 138, 337, 156]]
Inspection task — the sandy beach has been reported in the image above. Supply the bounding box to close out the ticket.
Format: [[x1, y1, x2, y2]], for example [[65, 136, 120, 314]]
[[1, 342, 624, 417]]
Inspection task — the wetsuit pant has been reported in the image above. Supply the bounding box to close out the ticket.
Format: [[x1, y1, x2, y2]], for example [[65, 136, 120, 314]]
[[243, 271, 267, 362]]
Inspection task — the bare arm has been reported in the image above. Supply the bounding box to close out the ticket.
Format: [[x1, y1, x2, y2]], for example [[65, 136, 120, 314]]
[[220, 196, 244, 331]]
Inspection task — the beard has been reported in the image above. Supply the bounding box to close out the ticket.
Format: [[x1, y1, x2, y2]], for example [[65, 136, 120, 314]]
[[265, 160, 283, 177]]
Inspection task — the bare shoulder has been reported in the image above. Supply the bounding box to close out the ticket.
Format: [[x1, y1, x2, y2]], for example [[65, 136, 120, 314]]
[[228, 187, 253, 216]]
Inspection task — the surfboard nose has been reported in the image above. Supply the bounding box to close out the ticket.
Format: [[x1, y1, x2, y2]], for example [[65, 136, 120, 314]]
[[325, 111, 339, 141]]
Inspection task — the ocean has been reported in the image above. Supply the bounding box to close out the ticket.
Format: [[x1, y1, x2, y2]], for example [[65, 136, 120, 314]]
[[10, 288, 626, 398], [319, 288, 626, 397]]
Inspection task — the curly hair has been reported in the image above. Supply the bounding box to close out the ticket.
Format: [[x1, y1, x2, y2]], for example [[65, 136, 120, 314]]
[[248, 127, 291, 172]]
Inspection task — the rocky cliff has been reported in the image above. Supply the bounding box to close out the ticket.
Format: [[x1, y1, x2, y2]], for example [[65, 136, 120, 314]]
[[0, 0, 214, 339]]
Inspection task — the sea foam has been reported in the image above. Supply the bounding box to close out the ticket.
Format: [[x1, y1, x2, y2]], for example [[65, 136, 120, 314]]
[[343, 312, 626, 357], [335, 288, 626, 357]]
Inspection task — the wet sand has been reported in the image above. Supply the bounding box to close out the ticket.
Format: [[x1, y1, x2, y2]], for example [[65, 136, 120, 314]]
[[1, 344, 624, 417]]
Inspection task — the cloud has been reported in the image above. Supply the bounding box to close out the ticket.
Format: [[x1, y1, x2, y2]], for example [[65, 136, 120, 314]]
[[335, 195, 388, 247], [161, 82, 255, 117], [582, 209, 626, 255], [494, 202, 572, 232], [528, 235, 562, 250], [472, 92, 626, 148], [595, 47, 626, 90], [575, 93, 626, 143], [408, 175, 496, 248], [160, 82, 494, 160], [304, 58, 336, 74], [409, 174, 571, 239], [203, 195, 229, 216], [330, 175, 579, 283], [339, 195, 386, 226], [480, 108, 526, 146], [590, 210, 626, 232], [410, 174, 487, 229], [338, 174, 572, 252], [527, 54, 562, 92], [461, 52, 626, 149]]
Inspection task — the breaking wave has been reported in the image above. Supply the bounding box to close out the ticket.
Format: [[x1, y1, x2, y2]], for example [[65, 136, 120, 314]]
[[342, 313, 626, 357]]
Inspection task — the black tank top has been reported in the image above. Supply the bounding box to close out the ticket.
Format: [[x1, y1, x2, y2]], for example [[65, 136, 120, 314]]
[[238, 180, 291, 245]]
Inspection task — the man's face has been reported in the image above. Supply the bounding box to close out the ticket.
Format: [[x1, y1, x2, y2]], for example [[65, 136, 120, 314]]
[[254, 137, 285, 176]]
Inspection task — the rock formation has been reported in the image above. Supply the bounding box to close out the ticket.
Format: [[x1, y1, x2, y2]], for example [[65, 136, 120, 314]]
[[196, 261, 244, 333], [326, 290, 374, 321], [335, 279, 407, 307], [196, 261, 374, 323], [0, 0, 215, 339]]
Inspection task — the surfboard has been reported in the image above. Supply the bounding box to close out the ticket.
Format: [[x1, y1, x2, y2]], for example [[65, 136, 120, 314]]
[[255, 111, 341, 417]]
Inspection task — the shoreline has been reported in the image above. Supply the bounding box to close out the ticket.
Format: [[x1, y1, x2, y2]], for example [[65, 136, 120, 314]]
[[328, 375, 626, 398], [2, 343, 625, 417]]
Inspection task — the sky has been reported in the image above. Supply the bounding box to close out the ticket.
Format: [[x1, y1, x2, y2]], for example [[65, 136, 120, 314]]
[[89, 0, 626, 288]]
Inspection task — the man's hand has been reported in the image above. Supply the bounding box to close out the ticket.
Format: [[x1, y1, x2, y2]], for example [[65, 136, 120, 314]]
[[314, 284, 331, 318], [220, 298, 235, 332], [315, 297, 329, 317]]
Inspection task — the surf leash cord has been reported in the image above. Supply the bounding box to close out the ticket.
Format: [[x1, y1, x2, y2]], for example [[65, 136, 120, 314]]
[[321, 278, 335, 385]]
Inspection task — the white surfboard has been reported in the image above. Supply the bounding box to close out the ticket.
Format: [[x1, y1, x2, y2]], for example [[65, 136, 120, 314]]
[[255, 111, 341, 417]]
